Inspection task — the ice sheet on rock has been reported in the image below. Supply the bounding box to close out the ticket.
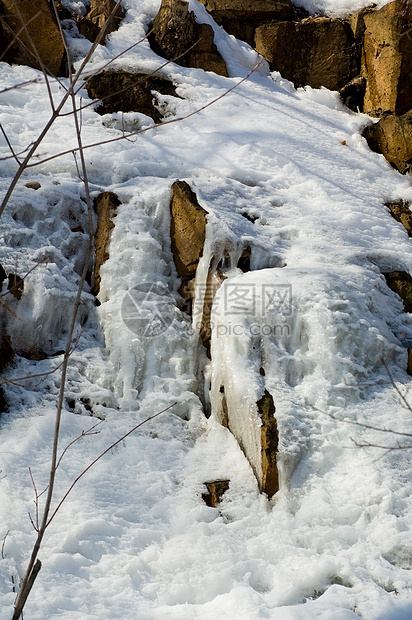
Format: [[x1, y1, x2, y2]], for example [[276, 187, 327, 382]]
[[97, 179, 200, 417]]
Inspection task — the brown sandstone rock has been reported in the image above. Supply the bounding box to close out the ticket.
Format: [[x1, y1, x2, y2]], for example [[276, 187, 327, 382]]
[[93, 192, 121, 296], [385, 200, 412, 234], [170, 181, 208, 279], [199, 0, 295, 46], [0, 0, 66, 75], [362, 111, 412, 174], [258, 389, 279, 497], [86, 71, 178, 122], [78, 0, 125, 42], [202, 480, 230, 507], [150, 0, 228, 76], [384, 270, 412, 312], [361, 0, 412, 117], [255, 17, 357, 91]]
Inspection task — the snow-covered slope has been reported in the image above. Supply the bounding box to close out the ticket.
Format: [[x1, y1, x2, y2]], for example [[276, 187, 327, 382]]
[[1, 1, 412, 619]]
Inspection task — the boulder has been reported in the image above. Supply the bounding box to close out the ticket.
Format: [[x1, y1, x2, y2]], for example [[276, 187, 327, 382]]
[[339, 75, 366, 111], [255, 17, 357, 91], [198, 0, 295, 45], [78, 0, 125, 42], [362, 111, 412, 174], [86, 71, 178, 122], [93, 192, 121, 296], [258, 389, 279, 498], [170, 180, 208, 279], [150, 0, 228, 76], [202, 480, 230, 507], [0, 0, 66, 75], [384, 270, 412, 312], [385, 200, 412, 235], [360, 0, 412, 117]]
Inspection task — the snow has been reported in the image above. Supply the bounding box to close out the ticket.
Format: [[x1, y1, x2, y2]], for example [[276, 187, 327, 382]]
[[1, 0, 412, 619], [293, 0, 393, 17]]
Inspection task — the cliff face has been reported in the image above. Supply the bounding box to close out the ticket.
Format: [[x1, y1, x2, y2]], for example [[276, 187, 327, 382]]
[[1, 2, 412, 618]]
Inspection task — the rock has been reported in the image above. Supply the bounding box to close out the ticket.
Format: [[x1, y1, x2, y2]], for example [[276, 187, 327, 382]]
[[360, 0, 412, 117], [407, 348, 412, 375], [255, 17, 357, 91], [25, 182, 41, 190], [87, 0, 125, 32], [86, 70, 178, 122], [0, 333, 14, 373], [385, 200, 412, 234], [362, 111, 412, 174], [0, 0, 66, 75], [216, 383, 280, 498], [93, 192, 121, 296], [258, 389, 279, 497], [339, 75, 366, 111], [7, 273, 23, 300], [199, 0, 295, 46], [150, 0, 228, 76], [18, 347, 49, 361], [202, 480, 230, 507], [170, 181, 208, 279], [384, 270, 412, 312], [78, 0, 125, 42]]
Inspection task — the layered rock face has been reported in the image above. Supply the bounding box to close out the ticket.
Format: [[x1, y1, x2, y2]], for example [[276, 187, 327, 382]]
[[0, 0, 66, 75], [363, 111, 412, 174], [255, 17, 357, 91], [360, 0, 412, 117], [198, 0, 295, 46], [150, 0, 228, 76]]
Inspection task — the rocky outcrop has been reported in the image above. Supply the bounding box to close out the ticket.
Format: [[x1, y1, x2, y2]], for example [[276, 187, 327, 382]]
[[386, 200, 412, 235], [150, 0, 228, 76], [170, 181, 208, 280], [360, 0, 412, 117], [93, 192, 121, 296], [0, 0, 66, 75], [255, 17, 357, 91], [56, 0, 125, 43], [362, 111, 412, 174], [202, 479, 230, 507], [339, 76, 366, 112], [258, 390, 279, 498], [86, 71, 178, 122], [384, 270, 412, 312], [214, 380, 280, 498], [198, 0, 296, 46]]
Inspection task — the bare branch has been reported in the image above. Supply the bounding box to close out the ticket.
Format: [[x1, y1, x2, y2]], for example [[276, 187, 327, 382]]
[[56, 421, 103, 470], [0, 123, 22, 165], [1, 530, 10, 559]]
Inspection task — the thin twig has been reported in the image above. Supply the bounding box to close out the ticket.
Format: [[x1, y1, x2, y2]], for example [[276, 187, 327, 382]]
[[1, 530, 10, 559], [28, 468, 39, 532], [56, 421, 103, 470]]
